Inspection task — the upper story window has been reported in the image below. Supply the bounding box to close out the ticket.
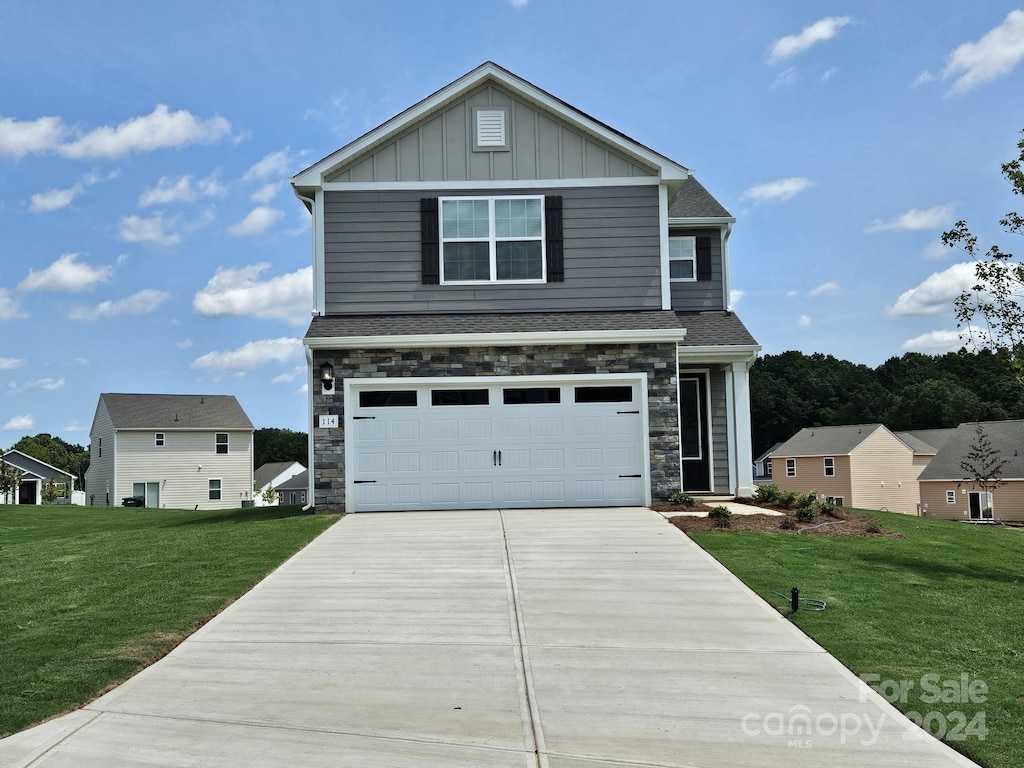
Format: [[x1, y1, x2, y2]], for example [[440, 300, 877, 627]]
[[97, 438, 102, 458], [669, 236, 696, 281], [440, 196, 545, 284], [786, 458, 796, 477], [215, 433, 229, 454], [155, 433, 165, 447], [765, 459, 773, 475], [824, 457, 835, 477]]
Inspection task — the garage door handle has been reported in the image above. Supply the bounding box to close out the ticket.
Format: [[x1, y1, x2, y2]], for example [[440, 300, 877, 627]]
[[493, 450, 497, 466], [498, 450, 502, 466], [617, 410, 640, 414], [619, 474, 642, 478], [353, 480, 377, 484]]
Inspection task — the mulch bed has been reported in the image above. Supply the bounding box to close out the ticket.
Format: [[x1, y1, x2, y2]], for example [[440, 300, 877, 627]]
[[656, 502, 906, 538]]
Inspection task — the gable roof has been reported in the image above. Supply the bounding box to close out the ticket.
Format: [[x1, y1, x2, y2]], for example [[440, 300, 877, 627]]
[[894, 428, 956, 455], [668, 177, 733, 221], [276, 469, 308, 492], [99, 394, 254, 431], [2, 449, 74, 481], [755, 442, 783, 463], [774, 424, 888, 457], [255, 461, 305, 488], [291, 62, 690, 194], [918, 420, 1024, 481]]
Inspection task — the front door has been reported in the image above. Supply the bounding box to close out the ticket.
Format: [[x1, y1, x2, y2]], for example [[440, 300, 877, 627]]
[[679, 373, 711, 492], [18, 481, 36, 505]]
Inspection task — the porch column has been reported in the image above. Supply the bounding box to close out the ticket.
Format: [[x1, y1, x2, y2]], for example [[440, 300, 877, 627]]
[[731, 359, 756, 497]]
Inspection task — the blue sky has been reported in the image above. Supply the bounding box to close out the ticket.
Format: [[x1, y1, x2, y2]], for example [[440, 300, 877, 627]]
[[1, 1, 1023, 442]]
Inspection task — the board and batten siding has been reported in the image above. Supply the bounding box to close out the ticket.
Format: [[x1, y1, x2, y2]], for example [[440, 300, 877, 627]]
[[920, 481, 1024, 522], [708, 368, 729, 493], [113, 430, 253, 510], [848, 429, 924, 514], [323, 185, 662, 315], [670, 228, 725, 311], [85, 400, 116, 506], [325, 83, 657, 184]]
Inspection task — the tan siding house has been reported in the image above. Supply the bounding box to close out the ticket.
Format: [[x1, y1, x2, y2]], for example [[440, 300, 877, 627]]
[[918, 420, 1024, 522], [773, 424, 950, 514], [85, 394, 255, 510]]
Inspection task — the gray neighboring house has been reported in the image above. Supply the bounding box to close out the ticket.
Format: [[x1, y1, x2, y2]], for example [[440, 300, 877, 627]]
[[85, 394, 255, 510], [276, 470, 309, 506], [1, 450, 76, 505], [753, 442, 782, 484], [918, 419, 1024, 522], [292, 62, 759, 513], [254, 461, 306, 506]]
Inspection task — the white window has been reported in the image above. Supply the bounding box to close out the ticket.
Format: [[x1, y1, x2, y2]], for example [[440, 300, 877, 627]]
[[155, 433, 165, 447], [215, 433, 228, 454], [826, 496, 845, 506], [209, 479, 221, 500], [946, 490, 956, 504], [440, 196, 545, 283], [765, 459, 772, 475], [786, 458, 796, 477], [669, 236, 696, 281], [824, 457, 835, 477]]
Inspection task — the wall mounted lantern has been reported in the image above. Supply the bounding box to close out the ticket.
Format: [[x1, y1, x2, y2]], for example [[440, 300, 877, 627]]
[[321, 362, 335, 394]]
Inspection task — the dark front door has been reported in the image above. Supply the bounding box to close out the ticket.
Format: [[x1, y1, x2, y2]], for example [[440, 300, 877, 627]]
[[18, 481, 36, 505], [679, 373, 711, 492]]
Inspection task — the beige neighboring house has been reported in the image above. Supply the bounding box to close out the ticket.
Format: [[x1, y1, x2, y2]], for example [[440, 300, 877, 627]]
[[773, 423, 952, 514], [85, 394, 255, 510], [919, 419, 1024, 522]]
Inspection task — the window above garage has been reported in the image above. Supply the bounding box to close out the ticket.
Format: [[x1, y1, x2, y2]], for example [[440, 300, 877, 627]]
[[440, 196, 545, 283]]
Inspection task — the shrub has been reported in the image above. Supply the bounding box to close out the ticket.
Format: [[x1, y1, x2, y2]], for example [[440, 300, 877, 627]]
[[817, 500, 838, 517], [708, 506, 733, 528], [793, 506, 817, 523], [798, 490, 819, 508], [755, 483, 781, 504], [866, 523, 882, 534], [779, 516, 798, 530], [668, 491, 696, 507], [777, 489, 799, 509]]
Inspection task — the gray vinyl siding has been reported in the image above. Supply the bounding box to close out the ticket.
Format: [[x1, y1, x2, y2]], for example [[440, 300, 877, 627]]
[[323, 185, 662, 314], [326, 83, 657, 184], [669, 228, 725, 311], [85, 400, 115, 506], [709, 368, 729, 493]]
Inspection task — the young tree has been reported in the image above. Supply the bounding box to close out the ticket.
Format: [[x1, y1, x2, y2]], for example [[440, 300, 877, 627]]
[[960, 423, 1007, 519], [0, 457, 25, 504], [944, 129, 1024, 384]]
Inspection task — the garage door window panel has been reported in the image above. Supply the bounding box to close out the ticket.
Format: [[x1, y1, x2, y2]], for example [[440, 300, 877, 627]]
[[431, 389, 489, 406], [359, 390, 418, 408], [503, 387, 561, 405], [574, 386, 633, 403]]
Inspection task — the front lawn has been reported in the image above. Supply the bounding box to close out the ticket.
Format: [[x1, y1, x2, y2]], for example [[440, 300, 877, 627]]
[[0, 504, 338, 737], [689, 510, 1024, 768]]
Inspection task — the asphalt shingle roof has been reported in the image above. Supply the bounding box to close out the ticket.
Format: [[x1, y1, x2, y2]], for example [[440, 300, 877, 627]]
[[306, 310, 758, 348], [918, 420, 1024, 481], [894, 428, 956, 455], [276, 469, 309, 491], [774, 424, 886, 457], [100, 394, 254, 431], [255, 461, 303, 488], [668, 177, 733, 219]]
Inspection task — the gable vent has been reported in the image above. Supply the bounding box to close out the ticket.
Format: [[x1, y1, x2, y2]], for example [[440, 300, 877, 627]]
[[476, 109, 506, 148]]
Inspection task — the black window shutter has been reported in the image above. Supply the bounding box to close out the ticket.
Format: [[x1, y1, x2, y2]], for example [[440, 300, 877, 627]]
[[696, 236, 712, 281], [420, 197, 439, 285], [545, 195, 564, 283]]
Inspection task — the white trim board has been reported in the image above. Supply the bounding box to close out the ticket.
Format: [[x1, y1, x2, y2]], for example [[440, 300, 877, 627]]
[[320, 177, 658, 192], [307, 328, 687, 350]]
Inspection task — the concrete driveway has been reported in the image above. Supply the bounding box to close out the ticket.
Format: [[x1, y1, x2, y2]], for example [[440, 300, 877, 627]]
[[2, 508, 978, 767]]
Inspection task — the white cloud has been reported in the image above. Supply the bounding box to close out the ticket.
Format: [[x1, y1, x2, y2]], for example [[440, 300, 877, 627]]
[[228, 206, 284, 236], [943, 10, 1024, 95], [139, 173, 224, 206], [118, 214, 181, 246], [798, 315, 811, 327], [0, 357, 25, 369], [785, 290, 797, 298], [190, 337, 302, 375], [889, 262, 977, 316], [821, 67, 838, 82], [193, 264, 312, 325], [63, 423, 86, 432], [729, 289, 745, 307], [771, 67, 798, 89], [741, 177, 813, 203], [769, 16, 851, 63], [3, 415, 34, 430], [510, 0, 528, 8], [250, 183, 280, 204], [0, 289, 26, 319], [19, 252, 111, 292], [901, 329, 972, 353], [69, 289, 170, 321], [176, 338, 194, 349], [0, 116, 64, 158], [31, 377, 65, 391], [59, 105, 231, 159], [865, 204, 955, 233], [243, 148, 299, 182], [922, 241, 952, 260], [912, 70, 934, 88], [272, 365, 306, 385], [29, 184, 82, 212], [809, 281, 839, 296]]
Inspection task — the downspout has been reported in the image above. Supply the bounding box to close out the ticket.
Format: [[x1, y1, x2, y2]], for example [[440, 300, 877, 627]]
[[723, 222, 733, 311], [302, 345, 315, 512]]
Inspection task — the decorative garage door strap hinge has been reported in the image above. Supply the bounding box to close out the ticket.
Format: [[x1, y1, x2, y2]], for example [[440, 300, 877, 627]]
[[617, 410, 641, 414], [353, 416, 376, 420], [353, 480, 377, 484], [619, 474, 642, 478]]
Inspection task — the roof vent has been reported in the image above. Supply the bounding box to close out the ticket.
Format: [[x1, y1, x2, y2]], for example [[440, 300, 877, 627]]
[[475, 108, 507, 150]]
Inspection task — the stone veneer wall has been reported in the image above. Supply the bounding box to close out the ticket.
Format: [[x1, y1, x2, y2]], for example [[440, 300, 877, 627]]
[[311, 342, 680, 513]]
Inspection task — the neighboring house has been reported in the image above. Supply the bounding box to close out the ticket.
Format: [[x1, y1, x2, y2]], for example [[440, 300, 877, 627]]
[[753, 442, 781, 484], [291, 62, 759, 513], [1, 450, 76, 505], [918, 420, 1024, 522], [254, 461, 306, 506], [85, 394, 255, 510], [772, 424, 951, 514], [276, 470, 309, 506]]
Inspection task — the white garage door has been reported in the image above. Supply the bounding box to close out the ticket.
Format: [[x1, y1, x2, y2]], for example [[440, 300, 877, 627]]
[[346, 376, 648, 511]]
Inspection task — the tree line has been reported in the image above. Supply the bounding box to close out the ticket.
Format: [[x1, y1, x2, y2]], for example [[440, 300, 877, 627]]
[[751, 348, 1024, 457]]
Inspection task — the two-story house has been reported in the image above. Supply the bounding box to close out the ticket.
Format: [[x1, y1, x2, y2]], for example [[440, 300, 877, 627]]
[[85, 393, 255, 509], [291, 62, 759, 513]]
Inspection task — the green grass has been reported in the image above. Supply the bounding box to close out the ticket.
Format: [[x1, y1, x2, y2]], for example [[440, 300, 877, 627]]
[[690, 511, 1024, 768], [0, 504, 339, 737]]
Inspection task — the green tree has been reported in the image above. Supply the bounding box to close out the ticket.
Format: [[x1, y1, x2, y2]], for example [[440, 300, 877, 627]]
[[943, 128, 1024, 384], [0, 457, 25, 504], [253, 428, 308, 469], [9, 434, 89, 489]]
